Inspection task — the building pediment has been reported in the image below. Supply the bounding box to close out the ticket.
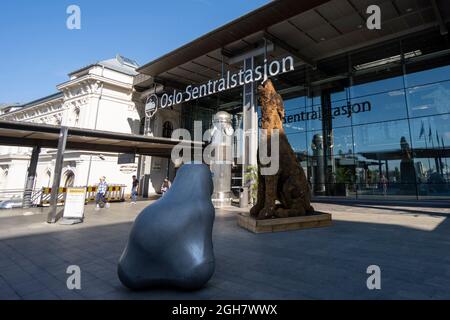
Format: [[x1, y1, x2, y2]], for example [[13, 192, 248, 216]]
[[58, 74, 132, 97]]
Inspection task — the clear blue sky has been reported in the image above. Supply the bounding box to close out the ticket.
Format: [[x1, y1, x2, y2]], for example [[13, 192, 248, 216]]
[[0, 0, 270, 104]]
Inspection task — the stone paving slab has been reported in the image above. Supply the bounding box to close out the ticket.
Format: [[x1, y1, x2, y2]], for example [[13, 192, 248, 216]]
[[0, 200, 449, 299]]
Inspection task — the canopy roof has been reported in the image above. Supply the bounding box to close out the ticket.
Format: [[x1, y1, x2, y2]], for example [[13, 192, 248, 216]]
[[0, 121, 203, 158], [135, 0, 449, 91]]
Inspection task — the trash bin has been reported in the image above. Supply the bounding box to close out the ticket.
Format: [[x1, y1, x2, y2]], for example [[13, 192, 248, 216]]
[[239, 187, 248, 208]]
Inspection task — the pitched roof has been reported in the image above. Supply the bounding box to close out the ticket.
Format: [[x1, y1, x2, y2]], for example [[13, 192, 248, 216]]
[[69, 55, 139, 77], [19, 92, 64, 108], [0, 92, 63, 116]]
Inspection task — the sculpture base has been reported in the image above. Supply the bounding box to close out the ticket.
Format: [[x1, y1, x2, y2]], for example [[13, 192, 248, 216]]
[[237, 212, 332, 233]]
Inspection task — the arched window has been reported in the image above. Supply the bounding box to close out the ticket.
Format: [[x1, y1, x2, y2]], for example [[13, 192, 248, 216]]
[[73, 106, 80, 126], [63, 171, 75, 187], [162, 121, 173, 138], [46, 169, 52, 188]]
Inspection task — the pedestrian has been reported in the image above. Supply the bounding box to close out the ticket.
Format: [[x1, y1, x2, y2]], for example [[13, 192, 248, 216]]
[[95, 176, 108, 210], [380, 174, 388, 196], [160, 177, 171, 197], [131, 175, 138, 205]]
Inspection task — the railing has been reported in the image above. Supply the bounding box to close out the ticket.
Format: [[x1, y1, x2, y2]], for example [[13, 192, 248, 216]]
[[39, 185, 126, 206], [0, 188, 42, 208], [30, 188, 45, 206], [0, 185, 127, 207]]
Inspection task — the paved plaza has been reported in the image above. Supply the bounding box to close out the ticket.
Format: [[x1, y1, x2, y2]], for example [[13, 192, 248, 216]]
[[0, 200, 450, 300]]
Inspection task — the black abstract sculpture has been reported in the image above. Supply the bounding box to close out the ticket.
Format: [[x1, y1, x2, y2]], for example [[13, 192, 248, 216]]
[[118, 163, 215, 290]]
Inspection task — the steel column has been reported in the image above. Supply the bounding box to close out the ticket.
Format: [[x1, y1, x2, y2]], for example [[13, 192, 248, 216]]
[[22, 146, 41, 208], [242, 56, 258, 185], [47, 126, 68, 223]]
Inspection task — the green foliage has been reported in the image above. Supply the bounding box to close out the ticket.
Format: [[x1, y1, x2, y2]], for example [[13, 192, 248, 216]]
[[335, 167, 353, 184], [244, 165, 258, 203]]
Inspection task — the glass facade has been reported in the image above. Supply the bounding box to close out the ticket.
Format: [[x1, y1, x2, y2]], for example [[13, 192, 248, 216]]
[[177, 29, 450, 202], [281, 42, 450, 200]]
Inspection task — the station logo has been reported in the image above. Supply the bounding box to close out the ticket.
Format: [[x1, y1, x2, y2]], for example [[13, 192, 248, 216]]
[[145, 94, 159, 117]]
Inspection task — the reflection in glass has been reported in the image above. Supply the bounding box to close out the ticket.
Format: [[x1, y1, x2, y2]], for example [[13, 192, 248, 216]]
[[284, 108, 307, 134], [405, 64, 450, 88], [284, 96, 306, 111], [406, 80, 450, 118], [333, 156, 356, 198], [331, 89, 347, 102], [330, 99, 352, 128], [350, 76, 404, 98], [309, 134, 325, 196], [409, 115, 450, 199], [353, 120, 411, 154], [282, 57, 450, 200], [351, 120, 416, 198], [332, 127, 353, 156], [287, 132, 308, 156], [351, 91, 407, 125], [305, 105, 323, 132]]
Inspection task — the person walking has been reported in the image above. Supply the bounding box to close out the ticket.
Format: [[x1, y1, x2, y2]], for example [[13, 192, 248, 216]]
[[131, 175, 139, 205], [95, 176, 108, 211], [160, 177, 171, 197], [380, 174, 388, 196]]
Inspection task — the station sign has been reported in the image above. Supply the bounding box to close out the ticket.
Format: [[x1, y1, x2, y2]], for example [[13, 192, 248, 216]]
[[152, 55, 296, 110]]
